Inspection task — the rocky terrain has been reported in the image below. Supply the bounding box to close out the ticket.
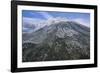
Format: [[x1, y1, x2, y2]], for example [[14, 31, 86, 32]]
[[22, 20, 90, 62]]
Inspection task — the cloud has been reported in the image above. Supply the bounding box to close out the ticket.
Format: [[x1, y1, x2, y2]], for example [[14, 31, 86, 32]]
[[22, 16, 67, 33], [22, 17, 39, 32], [22, 17, 48, 32], [46, 17, 69, 25], [73, 18, 90, 27], [22, 16, 90, 33], [23, 17, 42, 24], [38, 12, 54, 19], [23, 27, 31, 32]]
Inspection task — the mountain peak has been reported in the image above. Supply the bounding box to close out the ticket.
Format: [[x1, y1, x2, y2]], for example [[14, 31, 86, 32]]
[[22, 20, 90, 62]]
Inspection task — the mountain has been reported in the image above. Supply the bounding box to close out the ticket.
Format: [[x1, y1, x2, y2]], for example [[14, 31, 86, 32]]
[[22, 21, 90, 62]]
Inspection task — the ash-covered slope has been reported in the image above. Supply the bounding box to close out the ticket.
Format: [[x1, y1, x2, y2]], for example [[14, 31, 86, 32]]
[[22, 21, 90, 62]]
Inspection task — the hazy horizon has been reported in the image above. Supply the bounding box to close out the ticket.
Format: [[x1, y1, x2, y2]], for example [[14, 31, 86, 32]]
[[22, 10, 90, 33]]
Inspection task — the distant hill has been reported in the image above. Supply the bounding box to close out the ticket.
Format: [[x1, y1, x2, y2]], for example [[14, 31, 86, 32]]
[[22, 21, 90, 62]]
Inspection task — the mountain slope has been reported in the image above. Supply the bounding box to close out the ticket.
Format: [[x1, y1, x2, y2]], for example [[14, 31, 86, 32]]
[[22, 21, 90, 62]]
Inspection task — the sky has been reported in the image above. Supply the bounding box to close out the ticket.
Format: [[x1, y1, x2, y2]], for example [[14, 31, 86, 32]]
[[22, 10, 90, 33]]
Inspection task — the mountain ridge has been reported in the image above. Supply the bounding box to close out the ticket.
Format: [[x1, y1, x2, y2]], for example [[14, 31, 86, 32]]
[[22, 21, 90, 62]]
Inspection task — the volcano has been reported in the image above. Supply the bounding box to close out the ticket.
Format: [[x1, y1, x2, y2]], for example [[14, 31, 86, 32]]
[[22, 21, 90, 62]]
